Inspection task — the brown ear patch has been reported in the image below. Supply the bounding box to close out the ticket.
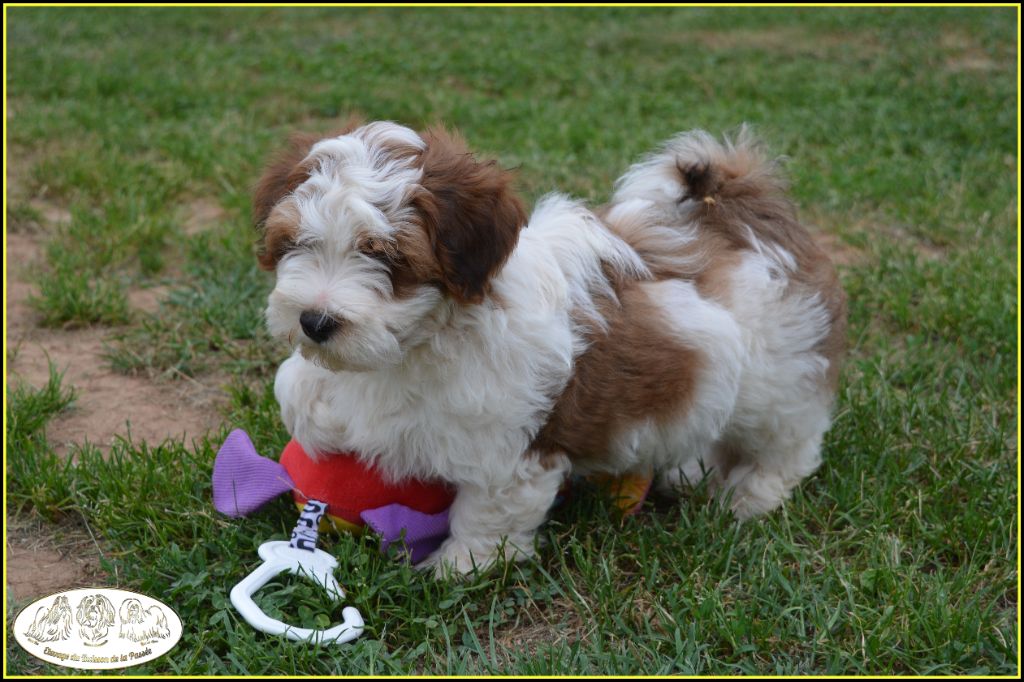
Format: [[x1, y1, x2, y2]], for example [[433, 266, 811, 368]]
[[252, 132, 321, 229], [252, 116, 365, 269], [413, 127, 526, 304], [257, 201, 300, 271]]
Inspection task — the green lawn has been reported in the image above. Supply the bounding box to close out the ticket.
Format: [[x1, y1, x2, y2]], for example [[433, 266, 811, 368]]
[[4, 6, 1018, 675]]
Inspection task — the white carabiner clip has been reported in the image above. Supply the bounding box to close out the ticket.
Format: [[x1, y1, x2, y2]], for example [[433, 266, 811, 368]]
[[230, 500, 365, 645]]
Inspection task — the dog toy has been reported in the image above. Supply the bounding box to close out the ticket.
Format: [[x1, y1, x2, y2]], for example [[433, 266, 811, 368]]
[[588, 471, 654, 517], [228, 498, 365, 645], [213, 429, 455, 563], [213, 429, 652, 644], [213, 429, 455, 645], [214, 429, 653, 549]]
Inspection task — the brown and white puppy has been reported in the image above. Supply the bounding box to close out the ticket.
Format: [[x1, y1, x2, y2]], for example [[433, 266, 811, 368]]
[[255, 121, 846, 576]]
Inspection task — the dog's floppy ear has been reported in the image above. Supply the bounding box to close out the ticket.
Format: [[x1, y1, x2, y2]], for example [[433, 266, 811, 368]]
[[414, 126, 526, 304], [252, 132, 320, 230], [252, 131, 318, 271], [253, 116, 365, 270]]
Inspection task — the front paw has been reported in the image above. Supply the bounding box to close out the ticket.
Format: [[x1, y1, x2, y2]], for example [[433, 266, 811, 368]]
[[418, 536, 535, 579], [418, 538, 489, 579], [722, 464, 787, 520]]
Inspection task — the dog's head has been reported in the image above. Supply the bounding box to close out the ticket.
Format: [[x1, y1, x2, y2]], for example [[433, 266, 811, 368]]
[[254, 120, 525, 372], [76, 594, 114, 629]]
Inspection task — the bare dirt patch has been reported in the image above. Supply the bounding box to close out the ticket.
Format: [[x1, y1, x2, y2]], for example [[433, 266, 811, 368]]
[[6, 514, 105, 603], [813, 230, 867, 268], [126, 285, 172, 315], [6, 229, 225, 455], [119, 197, 226, 315], [5, 231, 45, 335], [940, 30, 1000, 73], [490, 596, 592, 665], [9, 328, 225, 455], [879, 223, 949, 263], [807, 205, 956, 265], [28, 199, 72, 227], [6, 197, 230, 602], [690, 27, 880, 59], [184, 196, 227, 236]]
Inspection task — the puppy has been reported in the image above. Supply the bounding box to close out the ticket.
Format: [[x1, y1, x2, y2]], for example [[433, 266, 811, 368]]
[[255, 121, 846, 576], [76, 593, 115, 645]]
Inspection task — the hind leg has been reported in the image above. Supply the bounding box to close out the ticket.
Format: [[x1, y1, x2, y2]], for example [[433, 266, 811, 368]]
[[719, 403, 832, 520]]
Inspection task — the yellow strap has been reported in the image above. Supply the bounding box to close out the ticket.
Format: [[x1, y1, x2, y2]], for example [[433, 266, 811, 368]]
[[293, 501, 364, 535]]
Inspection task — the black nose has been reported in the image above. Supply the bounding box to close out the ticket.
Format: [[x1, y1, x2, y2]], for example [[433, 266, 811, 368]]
[[299, 311, 341, 343]]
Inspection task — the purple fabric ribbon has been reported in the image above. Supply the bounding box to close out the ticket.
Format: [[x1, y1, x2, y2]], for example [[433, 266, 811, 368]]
[[213, 430, 295, 517], [360, 505, 450, 565]]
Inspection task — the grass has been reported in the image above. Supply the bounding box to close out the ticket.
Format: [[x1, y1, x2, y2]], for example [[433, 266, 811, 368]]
[[4, 5, 1018, 676]]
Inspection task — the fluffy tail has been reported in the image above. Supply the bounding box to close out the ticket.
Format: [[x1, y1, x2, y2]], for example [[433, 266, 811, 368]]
[[611, 126, 818, 266]]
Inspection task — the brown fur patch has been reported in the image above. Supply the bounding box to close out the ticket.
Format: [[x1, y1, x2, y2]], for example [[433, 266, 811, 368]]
[[355, 229, 443, 299], [253, 116, 364, 268], [252, 131, 320, 230], [412, 127, 526, 304], [679, 152, 849, 392], [802, 255, 847, 392], [258, 200, 301, 271], [693, 249, 743, 304], [675, 143, 818, 263], [612, 135, 848, 394], [543, 134, 847, 468], [532, 283, 702, 463], [252, 121, 524, 300], [390, 224, 444, 297]]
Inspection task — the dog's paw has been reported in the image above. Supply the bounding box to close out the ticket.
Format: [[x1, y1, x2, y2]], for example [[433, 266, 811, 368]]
[[417, 536, 535, 579], [417, 539, 488, 579], [722, 464, 787, 520], [657, 456, 717, 495]]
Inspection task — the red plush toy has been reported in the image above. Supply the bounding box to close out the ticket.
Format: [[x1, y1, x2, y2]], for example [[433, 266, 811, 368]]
[[279, 439, 455, 533], [213, 430, 456, 563]]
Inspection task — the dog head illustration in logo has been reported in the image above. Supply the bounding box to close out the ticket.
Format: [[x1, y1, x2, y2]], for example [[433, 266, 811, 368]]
[[76, 594, 116, 646], [118, 598, 170, 645], [24, 595, 72, 643]]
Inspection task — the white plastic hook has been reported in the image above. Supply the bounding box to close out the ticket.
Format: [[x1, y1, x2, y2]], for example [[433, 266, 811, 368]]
[[230, 541, 364, 645], [230, 500, 364, 645]]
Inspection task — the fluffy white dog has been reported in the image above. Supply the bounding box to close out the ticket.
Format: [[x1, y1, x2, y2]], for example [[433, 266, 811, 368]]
[[255, 120, 847, 576]]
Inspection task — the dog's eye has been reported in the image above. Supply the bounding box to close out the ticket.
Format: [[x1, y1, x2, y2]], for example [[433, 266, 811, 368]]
[[356, 237, 401, 265]]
